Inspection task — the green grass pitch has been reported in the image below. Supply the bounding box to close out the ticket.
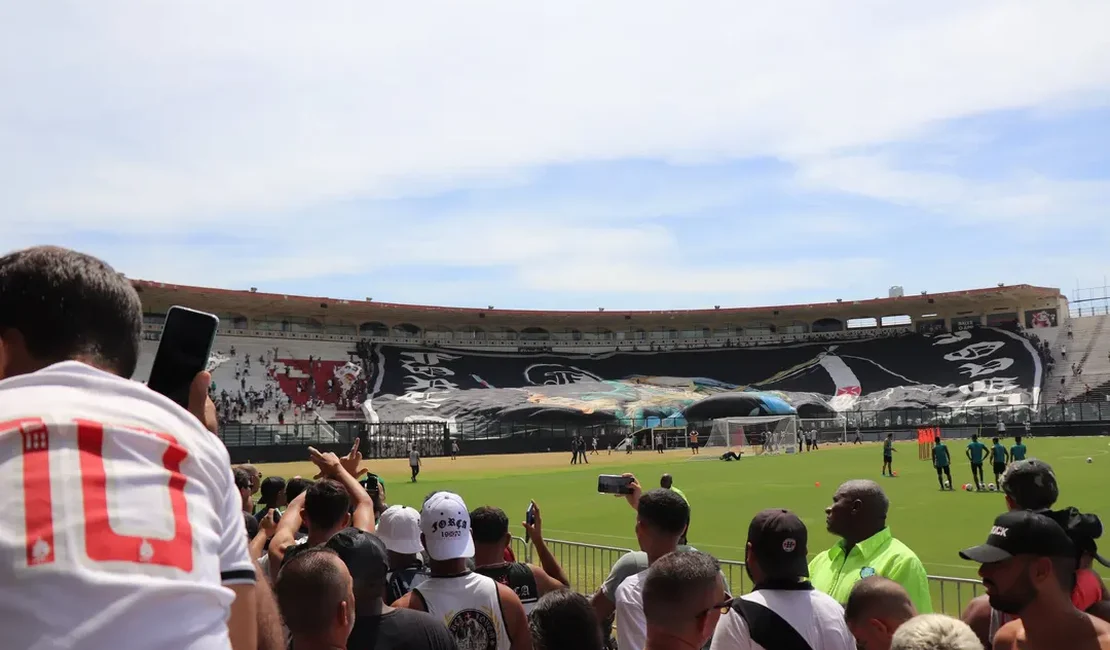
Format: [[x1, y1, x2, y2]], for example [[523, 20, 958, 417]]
[[258, 436, 1109, 614]]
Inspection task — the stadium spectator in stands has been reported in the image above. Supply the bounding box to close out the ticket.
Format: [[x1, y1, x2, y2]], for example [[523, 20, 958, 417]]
[[394, 491, 532, 650], [845, 577, 917, 650], [961, 459, 1110, 646], [376, 505, 429, 603], [472, 503, 570, 612], [889, 615, 982, 650], [590, 473, 698, 645], [643, 551, 727, 650], [615, 488, 691, 650], [0, 246, 281, 649], [711, 509, 855, 650], [239, 463, 262, 496], [275, 547, 357, 650], [959, 511, 1110, 650], [326, 527, 456, 650], [268, 445, 375, 578], [244, 511, 261, 544], [234, 466, 256, 513], [529, 590, 605, 650], [809, 480, 932, 614], [256, 475, 287, 522]]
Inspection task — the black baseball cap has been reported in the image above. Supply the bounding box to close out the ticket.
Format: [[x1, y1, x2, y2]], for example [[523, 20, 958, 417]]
[[1000, 459, 1059, 510], [748, 508, 809, 578], [960, 511, 1075, 564], [326, 528, 389, 585], [1043, 507, 1110, 569]]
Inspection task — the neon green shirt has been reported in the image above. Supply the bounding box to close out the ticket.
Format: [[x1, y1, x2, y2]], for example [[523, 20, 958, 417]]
[[669, 486, 688, 503], [808, 527, 933, 614]]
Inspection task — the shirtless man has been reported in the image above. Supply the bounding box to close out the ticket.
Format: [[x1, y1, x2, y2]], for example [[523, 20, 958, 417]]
[[959, 511, 1110, 650]]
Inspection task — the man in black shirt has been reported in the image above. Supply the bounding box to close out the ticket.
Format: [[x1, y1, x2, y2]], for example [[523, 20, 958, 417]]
[[327, 528, 457, 650], [471, 504, 570, 613]]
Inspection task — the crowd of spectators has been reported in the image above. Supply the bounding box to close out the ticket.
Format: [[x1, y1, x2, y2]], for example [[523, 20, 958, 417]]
[[4, 245, 1110, 650]]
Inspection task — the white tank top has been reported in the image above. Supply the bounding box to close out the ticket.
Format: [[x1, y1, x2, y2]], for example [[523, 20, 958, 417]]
[[414, 572, 512, 650]]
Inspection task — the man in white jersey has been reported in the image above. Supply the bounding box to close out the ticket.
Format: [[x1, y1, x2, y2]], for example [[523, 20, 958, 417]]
[[615, 488, 692, 650], [394, 491, 532, 650], [711, 509, 855, 650], [0, 246, 281, 650]]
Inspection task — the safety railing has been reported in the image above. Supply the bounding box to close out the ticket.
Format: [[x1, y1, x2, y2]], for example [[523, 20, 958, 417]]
[[513, 537, 984, 616]]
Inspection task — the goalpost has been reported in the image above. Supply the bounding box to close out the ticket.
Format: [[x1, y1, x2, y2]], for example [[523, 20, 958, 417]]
[[698, 415, 799, 459], [799, 416, 848, 445]]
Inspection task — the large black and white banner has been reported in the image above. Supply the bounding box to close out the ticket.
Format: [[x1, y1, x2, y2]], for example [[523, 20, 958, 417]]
[[363, 330, 1041, 425]]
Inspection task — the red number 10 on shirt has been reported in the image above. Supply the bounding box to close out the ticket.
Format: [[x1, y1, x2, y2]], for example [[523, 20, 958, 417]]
[[10, 417, 194, 571]]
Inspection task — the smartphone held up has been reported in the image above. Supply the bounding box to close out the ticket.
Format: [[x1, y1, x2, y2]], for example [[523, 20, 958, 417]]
[[597, 474, 635, 495], [146, 306, 219, 409]]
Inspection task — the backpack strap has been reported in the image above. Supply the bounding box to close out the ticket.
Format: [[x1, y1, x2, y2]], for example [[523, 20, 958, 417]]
[[731, 598, 813, 650]]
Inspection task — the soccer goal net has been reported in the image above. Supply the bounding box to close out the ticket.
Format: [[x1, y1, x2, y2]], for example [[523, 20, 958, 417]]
[[799, 416, 848, 445], [702, 415, 799, 458]]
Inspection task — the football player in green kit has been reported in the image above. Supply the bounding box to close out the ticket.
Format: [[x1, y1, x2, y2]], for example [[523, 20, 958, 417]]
[[966, 434, 988, 491], [932, 436, 953, 490]]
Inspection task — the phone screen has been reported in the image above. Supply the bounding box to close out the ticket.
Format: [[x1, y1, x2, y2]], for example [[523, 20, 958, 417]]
[[598, 474, 634, 495], [363, 474, 380, 492], [147, 306, 219, 408]]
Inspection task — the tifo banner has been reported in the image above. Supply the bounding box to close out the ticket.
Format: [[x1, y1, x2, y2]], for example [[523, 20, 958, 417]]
[[363, 329, 1040, 426], [1024, 308, 1058, 329]]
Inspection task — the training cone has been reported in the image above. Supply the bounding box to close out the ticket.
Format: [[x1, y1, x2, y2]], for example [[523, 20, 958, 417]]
[[892, 471, 898, 477], [815, 481, 821, 488]]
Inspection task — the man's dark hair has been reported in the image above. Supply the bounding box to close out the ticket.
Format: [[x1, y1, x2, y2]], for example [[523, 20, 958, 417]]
[[243, 511, 259, 541], [637, 489, 690, 536], [285, 477, 312, 503], [259, 476, 287, 506], [993, 437, 1000, 444], [642, 551, 721, 625], [886, 432, 893, 438], [528, 589, 604, 650], [304, 479, 350, 531], [232, 467, 252, 491], [660, 474, 674, 489], [0, 246, 142, 377], [275, 547, 350, 638], [971, 434, 978, 441], [1015, 435, 1023, 444], [471, 506, 510, 544]]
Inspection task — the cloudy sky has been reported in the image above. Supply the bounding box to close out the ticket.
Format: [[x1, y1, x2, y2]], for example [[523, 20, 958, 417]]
[[3, 1, 1109, 310]]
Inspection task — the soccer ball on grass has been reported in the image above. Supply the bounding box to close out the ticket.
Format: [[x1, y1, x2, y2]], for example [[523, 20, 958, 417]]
[[987, 483, 997, 492]]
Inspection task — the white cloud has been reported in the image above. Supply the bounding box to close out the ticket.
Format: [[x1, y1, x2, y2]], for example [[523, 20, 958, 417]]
[[795, 154, 1110, 225], [3, 0, 1110, 228]]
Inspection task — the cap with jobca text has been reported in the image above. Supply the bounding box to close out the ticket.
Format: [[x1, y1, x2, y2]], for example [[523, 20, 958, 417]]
[[421, 492, 475, 561], [959, 510, 1075, 564]]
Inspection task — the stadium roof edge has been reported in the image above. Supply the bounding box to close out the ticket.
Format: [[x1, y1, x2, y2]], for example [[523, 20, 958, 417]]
[[130, 280, 1063, 327]]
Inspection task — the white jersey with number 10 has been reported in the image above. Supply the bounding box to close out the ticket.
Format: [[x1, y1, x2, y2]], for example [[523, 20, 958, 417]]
[[0, 361, 255, 650]]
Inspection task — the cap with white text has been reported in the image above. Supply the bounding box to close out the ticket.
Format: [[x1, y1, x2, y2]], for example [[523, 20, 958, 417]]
[[420, 492, 475, 561]]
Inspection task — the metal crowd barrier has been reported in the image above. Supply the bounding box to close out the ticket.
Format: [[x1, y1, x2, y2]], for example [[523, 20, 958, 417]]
[[513, 537, 985, 615]]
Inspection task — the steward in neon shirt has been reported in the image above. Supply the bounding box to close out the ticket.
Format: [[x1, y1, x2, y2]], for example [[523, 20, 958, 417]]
[[808, 480, 932, 614]]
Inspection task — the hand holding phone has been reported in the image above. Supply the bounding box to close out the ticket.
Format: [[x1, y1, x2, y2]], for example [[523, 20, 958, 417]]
[[598, 474, 635, 495], [147, 306, 219, 410], [524, 502, 537, 543]]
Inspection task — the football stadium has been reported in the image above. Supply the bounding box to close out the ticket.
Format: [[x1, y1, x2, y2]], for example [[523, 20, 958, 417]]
[[127, 279, 1110, 615]]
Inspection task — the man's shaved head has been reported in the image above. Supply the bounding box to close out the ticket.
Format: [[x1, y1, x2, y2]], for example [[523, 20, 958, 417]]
[[839, 480, 890, 519], [845, 576, 915, 623], [845, 576, 917, 650]]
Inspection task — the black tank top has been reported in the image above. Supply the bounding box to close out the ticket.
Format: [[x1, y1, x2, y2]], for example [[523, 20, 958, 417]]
[[475, 562, 540, 611]]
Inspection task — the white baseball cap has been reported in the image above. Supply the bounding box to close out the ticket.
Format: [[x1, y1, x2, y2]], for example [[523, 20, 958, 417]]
[[420, 492, 475, 561], [377, 506, 423, 555]]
